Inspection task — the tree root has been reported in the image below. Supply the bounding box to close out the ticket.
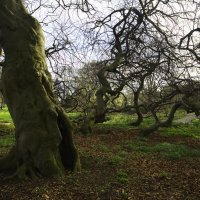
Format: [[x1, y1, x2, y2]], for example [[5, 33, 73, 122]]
[[4, 163, 42, 180], [0, 144, 64, 179]]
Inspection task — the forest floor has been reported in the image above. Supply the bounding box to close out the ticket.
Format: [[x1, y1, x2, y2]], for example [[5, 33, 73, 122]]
[[0, 127, 200, 200]]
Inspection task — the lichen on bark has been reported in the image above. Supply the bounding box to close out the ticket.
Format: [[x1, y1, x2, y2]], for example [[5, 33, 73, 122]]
[[0, 0, 80, 178]]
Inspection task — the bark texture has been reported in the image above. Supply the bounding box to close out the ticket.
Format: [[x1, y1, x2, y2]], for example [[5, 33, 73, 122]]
[[131, 91, 143, 126], [95, 90, 107, 123], [0, 0, 80, 178], [94, 56, 125, 123]]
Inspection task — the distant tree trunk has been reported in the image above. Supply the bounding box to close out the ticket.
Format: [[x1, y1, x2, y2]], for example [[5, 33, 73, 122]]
[[95, 90, 107, 123], [0, 0, 80, 178], [141, 102, 182, 136], [94, 55, 124, 124], [131, 91, 143, 126], [0, 81, 4, 110]]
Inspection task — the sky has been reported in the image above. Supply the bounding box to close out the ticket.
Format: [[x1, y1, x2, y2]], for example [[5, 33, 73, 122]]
[[22, 0, 200, 77]]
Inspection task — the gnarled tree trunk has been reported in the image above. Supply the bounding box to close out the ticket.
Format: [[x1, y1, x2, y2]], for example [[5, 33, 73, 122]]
[[0, 0, 80, 178], [141, 102, 182, 136], [95, 90, 107, 123], [131, 91, 143, 126]]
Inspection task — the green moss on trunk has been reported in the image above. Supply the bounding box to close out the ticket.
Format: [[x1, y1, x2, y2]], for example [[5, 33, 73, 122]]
[[0, 0, 80, 178]]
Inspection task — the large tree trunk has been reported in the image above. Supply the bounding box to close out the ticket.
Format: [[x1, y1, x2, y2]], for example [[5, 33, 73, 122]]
[[0, 0, 80, 178]]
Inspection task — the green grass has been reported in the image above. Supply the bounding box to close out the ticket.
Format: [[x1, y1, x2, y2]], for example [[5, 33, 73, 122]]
[[0, 107, 12, 123], [98, 113, 135, 128], [116, 170, 129, 184], [140, 110, 187, 128], [139, 117, 155, 128], [0, 123, 15, 134], [94, 113, 158, 129], [0, 108, 199, 140], [122, 140, 200, 159], [67, 112, 81, 121], [161, 119, 200, 138], [0, 109, 81, 123], [152, 142, 200, 158], [94, 112, 200, 139], [0, 134, 15, 147], [95, 112, 187, 129], [108, 155, 125, 165], [0, 108, 189, 128]]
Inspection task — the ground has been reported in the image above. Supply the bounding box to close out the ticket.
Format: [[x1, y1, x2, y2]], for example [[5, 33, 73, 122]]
[[0, 126, 200, 200], [174, 113, 198, 124]]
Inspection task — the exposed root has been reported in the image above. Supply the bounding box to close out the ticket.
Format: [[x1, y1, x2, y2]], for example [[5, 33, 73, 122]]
[[0, 143, 64, 179]]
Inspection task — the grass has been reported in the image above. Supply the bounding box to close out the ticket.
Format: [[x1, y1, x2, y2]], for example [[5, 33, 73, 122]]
[[116, 170, 129, 184], [0, 123, 15, 134], [0, 134, 15, 147], [0, 108, 199, 139], [94, 113, 158, 129], [122, 140, 200, 159], [0, 107, 191, 133], [0, 107, 12, 123], [93, 111, 200, 139], [161, 119, 200, 138], [67, 112, 81, 121], [98, 113, 135, 128], [108, 155, 125, 165], [0, 108, 14, 155], [95, 110, 188, 129]]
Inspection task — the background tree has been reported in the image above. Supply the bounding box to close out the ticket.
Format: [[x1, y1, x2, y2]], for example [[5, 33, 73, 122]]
[[85, 0, 200, 132]]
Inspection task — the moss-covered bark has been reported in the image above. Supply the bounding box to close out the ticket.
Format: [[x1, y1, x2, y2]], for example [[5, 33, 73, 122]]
[[0, 0, 80, 178]]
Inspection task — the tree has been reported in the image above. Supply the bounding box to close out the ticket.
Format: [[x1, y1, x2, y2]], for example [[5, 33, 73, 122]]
[[0, 0, 80, 178], [86, 0, 200, 131]]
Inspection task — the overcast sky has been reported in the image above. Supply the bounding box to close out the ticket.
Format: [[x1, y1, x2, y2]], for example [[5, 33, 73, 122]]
[[22, 0, 200, 73]]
